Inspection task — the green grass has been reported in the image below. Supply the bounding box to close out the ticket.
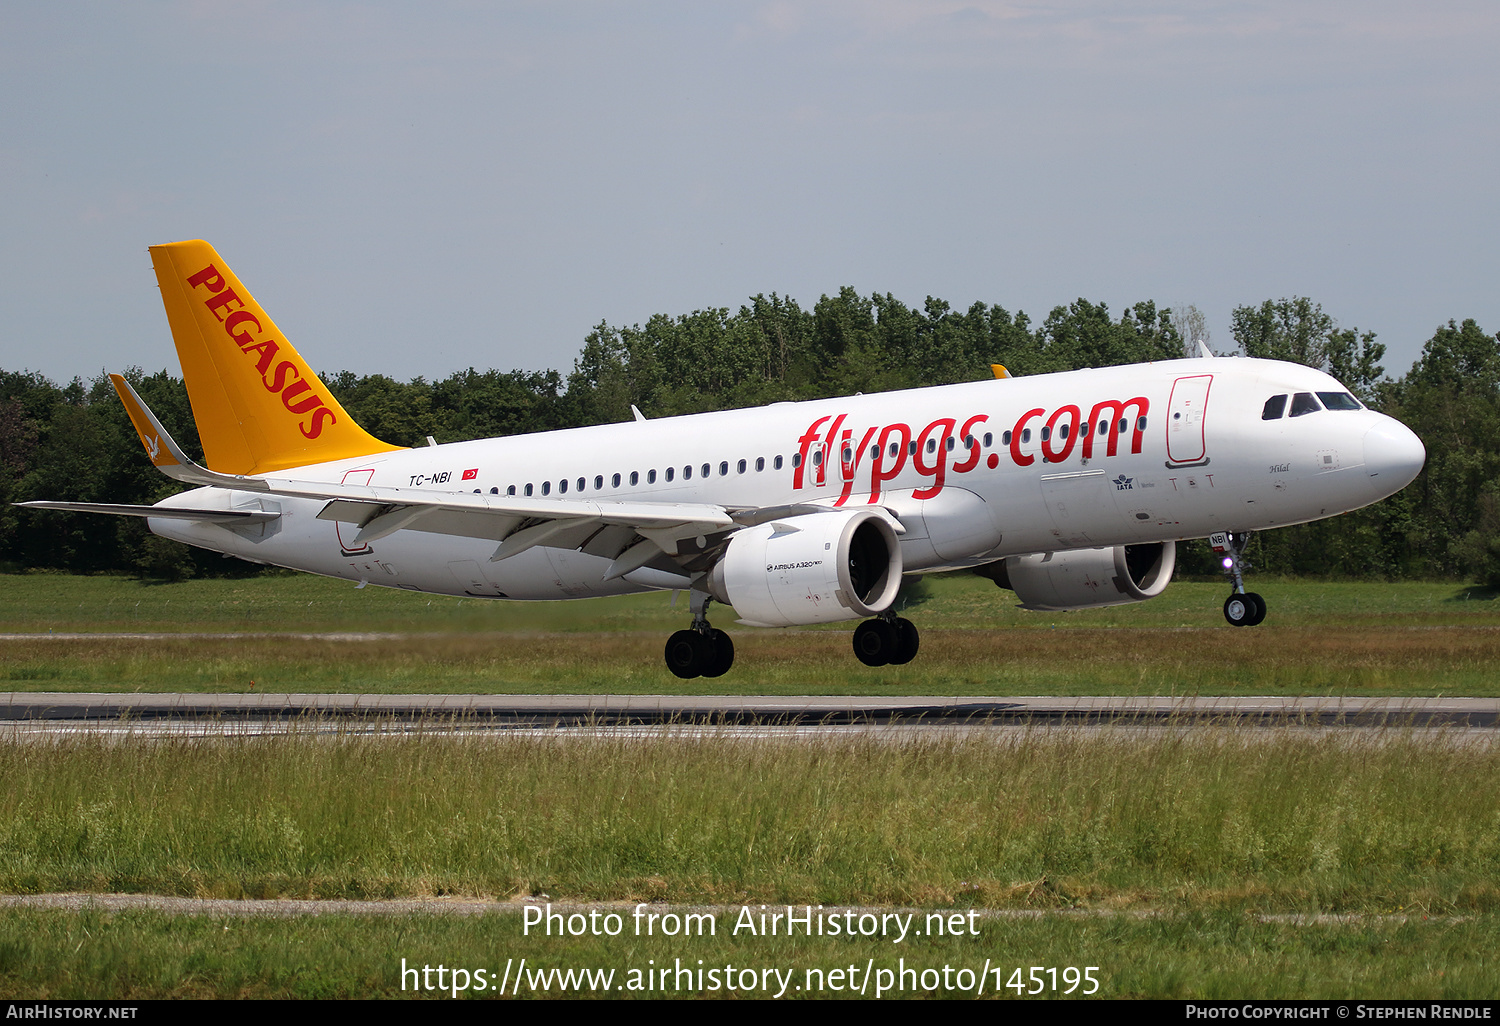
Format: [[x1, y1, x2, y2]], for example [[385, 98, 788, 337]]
[[3, 729, 1497, 911], [3, 574, 1499, 694], [2, 906, 1497, 999], [3, 571, 1499, 634]]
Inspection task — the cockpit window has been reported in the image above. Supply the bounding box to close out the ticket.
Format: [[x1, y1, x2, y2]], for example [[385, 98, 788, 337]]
[[1262, 394, 1288, 420], [1316, 391, 1362, 411], [1288, 392, 1322, 417]]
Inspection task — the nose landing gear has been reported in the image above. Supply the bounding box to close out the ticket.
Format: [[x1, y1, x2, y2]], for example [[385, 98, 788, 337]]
[[664, 591, 735, 679], [1212, 531, 1266, 627]]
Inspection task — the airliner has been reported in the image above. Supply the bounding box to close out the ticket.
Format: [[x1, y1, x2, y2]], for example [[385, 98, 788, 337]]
[[21, 241, 1427, 678]]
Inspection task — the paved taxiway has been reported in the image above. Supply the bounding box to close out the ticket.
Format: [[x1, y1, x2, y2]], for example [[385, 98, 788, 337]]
[[1, 692, 1496, 729]]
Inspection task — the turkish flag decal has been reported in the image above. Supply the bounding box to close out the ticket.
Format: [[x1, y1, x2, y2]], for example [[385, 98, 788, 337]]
[[461, 468, 478, 480]]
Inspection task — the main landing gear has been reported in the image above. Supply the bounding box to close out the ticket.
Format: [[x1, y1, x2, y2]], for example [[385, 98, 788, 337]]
[[852, 614, 920, 667], [664, 592, 735, 679], [1214, 531, 1267, 627]]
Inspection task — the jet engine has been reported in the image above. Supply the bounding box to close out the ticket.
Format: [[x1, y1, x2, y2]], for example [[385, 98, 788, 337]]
[[706, 510, 904, 627], [979, 541, 1176, 611]]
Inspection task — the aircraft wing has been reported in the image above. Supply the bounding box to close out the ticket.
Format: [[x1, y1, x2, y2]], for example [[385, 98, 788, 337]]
[[104, 373, 794, 579]]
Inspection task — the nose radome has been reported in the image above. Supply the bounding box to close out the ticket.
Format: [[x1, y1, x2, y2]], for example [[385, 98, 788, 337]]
[[1363, 418, 1426, 499]]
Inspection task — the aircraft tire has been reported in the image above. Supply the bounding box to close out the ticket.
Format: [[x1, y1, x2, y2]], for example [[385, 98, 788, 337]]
[[701, 629, 735, 678], [665, 629, 708, 679], [1223, 594, 1257, 627], [1243, 592, 1267, 626], [888, 618, 920, 665], [853, 618, 898, 667]]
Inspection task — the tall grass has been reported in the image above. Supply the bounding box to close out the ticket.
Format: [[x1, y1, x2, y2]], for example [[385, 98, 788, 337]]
[[1, 726, 1495, 910]]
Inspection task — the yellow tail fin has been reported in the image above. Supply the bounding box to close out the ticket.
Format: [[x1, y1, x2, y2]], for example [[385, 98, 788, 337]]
[[150, 240, 403, 475]]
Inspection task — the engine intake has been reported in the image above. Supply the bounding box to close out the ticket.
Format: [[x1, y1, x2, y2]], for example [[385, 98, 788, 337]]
[[707, 510, 903, 627]]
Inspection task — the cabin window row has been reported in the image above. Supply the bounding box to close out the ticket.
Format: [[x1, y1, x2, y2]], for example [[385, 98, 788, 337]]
[[494, 455, 791, 497]]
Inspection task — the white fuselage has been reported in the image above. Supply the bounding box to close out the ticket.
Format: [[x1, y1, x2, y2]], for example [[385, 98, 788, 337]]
[[148, 357, 1425, 604]]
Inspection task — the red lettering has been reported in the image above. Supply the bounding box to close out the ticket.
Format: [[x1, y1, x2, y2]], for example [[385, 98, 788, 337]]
[[241, 338, 280, 376], [264, 359, 300, 394], [203, 287, 244, 322], [951, 414, 989, 474], [794, 416, 831, 490], [1043, 405, 1080, 463], [186, 265, 226, 292], [912, 418, 956, 500], [834, 425, 878, 506], [1010, 408, 1043, 467], [301, 406, 336, 439], [867, 423, 911, 503], [224, 310, 262, 348], [281, 381, 323, 415], [816, 414, 846, 488], [1082, 397, 1150, 458]]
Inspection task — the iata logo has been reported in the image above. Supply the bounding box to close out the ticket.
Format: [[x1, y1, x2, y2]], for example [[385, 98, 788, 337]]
[[794, 397, 1149, 503], [185, 264, 337, 439]]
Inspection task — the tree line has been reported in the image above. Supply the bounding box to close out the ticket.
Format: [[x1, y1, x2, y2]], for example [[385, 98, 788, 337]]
[[2, 288, 1497, 586]]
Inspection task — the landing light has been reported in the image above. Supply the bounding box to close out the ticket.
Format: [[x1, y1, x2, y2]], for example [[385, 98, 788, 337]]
[[1221, 557, 1234, 569]]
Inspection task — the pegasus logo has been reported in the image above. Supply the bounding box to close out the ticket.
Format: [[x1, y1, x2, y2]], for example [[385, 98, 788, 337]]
[[145, 434, 161, 462]]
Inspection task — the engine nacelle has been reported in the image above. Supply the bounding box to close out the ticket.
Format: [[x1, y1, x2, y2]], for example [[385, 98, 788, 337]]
[[706, 510, 904, 627], [989, 541, 1176, 611]]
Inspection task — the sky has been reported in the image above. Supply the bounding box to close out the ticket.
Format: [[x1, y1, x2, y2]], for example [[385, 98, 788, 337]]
[[2, 1, 1496, 387]]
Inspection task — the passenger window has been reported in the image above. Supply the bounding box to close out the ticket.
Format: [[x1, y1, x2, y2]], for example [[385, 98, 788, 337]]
[[1002, 430, 1012, 446], [683, 465, 692, 480], [1316, 391, 1362, 411], [737, 459, 746, 474], [648, 469, 657, 484], [559, 479, 568, 494], [945, 437, 955, 451], [577, 477, 585, 492], [541, 481, 551, 496], [1262, 394, 1288, 420], [755, 457, 765, 471], [1118, 419, 1127, 434], [870, 445, 879, 460], [702, 463, 710, 478], [983, 432, 992, 447], [630, 471, 639, 486], [1098, 421, 1108, 436], [812, 451, 822, 466], [594, 475, 604, 490], [1021, 428, 1031, 443], [490, 487, 499, 494], [926, 439, 937, 454], [1136, 416, 1148, 431], [908, 440, 917, 456], [665, 467, 674, 482], [1289, 392, 1321, 417], [524, 483, 533, 496], [1058, 424, 1069, 440], [719, 462, 728, 476], [612, 473, 621, 487], [1040, 426, 1050, 441]]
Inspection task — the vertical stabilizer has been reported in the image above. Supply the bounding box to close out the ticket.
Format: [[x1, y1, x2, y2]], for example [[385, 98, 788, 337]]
[[149, 240, 402, 475]]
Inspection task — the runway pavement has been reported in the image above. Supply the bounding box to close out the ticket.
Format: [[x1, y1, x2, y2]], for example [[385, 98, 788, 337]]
[[1, 692, 1496, 727]]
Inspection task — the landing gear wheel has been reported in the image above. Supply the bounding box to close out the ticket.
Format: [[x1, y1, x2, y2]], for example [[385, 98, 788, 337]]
[[1224, 593, 1263, 627], [701, 629, 735, 678], [853, 618, 899, 667], [665, 629, 710, 678], [888, 617, 920, 665]]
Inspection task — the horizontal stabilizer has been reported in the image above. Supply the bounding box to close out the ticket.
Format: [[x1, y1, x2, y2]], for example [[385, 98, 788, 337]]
[[16, 501, 279, 523]]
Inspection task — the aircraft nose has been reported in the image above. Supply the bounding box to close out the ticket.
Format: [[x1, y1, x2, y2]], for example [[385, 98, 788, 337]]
[[1362, 417, 1425, 499]]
